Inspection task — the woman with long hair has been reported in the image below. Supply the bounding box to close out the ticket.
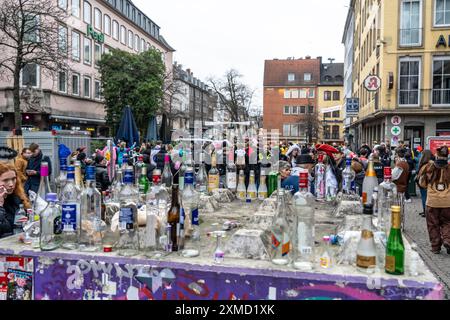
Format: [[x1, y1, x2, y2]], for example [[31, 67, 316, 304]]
[[0, 163, 31, 238], [417, 150, 434, 217]]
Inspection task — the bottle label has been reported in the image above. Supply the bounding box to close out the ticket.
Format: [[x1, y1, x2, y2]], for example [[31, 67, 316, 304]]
[[226, 174, 237, 189], [301, 247, 312, 255], [271, 234, 281, 249], [362, 192, 368, 204], [192, 208, 199, 226], [208, 175, 219, 191], [179, 177, 185, 190], [185, 173, 194, 185], [385, 255, 396, 273], [214, 250, 225, 263], [356, 255, 376, 268], [299, 172, 308, 189], [153, 175, 161, 184], [123, 171, 134, 184], [119, 207, 134, 230], [238, 191, 246, 199], [320, 256, 331, 268], [61, 203, 78, 232], [271, 233, 290, 257], [361, 230, 374, 240], [54, 216, 63, 235], [258, 192, 268, 199], [247, 191, 257, 199]]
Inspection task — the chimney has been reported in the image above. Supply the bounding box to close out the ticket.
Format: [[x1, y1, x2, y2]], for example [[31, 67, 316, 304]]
[[186, 68, 191, 75], [305, 55, 311, 59]]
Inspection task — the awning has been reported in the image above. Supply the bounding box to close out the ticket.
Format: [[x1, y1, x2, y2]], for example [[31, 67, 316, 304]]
[[50, 115, 106, 124]]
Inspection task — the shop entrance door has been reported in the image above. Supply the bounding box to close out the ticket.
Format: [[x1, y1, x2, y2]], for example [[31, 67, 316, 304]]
[[404, 126, 424, 150]]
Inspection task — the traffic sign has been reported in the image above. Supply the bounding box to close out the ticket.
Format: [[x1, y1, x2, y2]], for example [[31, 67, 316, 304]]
[[364, 75, 381, 92], [391, 126, 402, 136], [346, 98, 360, 115], [391, 116, 402, 126]]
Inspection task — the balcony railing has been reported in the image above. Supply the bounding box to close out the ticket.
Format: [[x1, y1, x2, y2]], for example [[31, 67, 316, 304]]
[[399, 28, 423, 47]]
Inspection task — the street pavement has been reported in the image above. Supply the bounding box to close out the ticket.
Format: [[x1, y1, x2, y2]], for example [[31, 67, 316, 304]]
[[404, 195, 450, 299]]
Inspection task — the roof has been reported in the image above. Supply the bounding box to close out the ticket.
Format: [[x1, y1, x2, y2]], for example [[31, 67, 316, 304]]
[[263, 58, 321, 87], [159, 35, 175, 52], [320, 63, 344, 86]]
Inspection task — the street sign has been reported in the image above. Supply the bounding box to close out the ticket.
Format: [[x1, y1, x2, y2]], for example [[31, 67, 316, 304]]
[[391, 116, 402, 126], [391, 126, 402, 136], [427, 136, 450, 154], [391, 136, 400, 147], [364, 75, 381, 92], [345, 98, 359, 115]]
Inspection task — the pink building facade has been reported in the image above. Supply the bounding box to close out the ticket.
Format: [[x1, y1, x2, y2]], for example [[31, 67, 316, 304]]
[[0, 0, 174, 135]]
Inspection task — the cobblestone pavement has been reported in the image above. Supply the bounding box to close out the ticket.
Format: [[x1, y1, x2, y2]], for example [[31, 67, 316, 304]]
[[404, 196, 450, 299]]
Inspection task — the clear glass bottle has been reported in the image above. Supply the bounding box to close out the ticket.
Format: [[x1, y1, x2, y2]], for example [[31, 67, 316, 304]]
[[372, 187, 379, 217], [236, 170, 247, 201], [356, 204, 377, 271], [79, 166, 102, 252], [117, 167, 140, 256], [292, 171, 315, 271], [362, 157, 379, 205], [147, 169, 170, 217], [60, 166, 81, 250], [378, 167, 398, 238], [195, 153, 208, 194], [226, 151, 237, 192], [270, 188, 292, 266], [40, 193, 62, 251], [22, 208, 40, 248], [111, 165, 123, 203], [22, 209, 34, 245], [134, 155, 145, 187], [342, 157, 356, 196], [208, 153, 220, 194], [178, 152, 187, 191], [142, 204, 159, 257], [315, 155, 326, 201], [37, 161, 52, 207], [213, 231, 226, 264], [181, 168, 200, 258], [13, 204, 27, 234], [74, 161, 85, 190], [258, 174, 268, 200], [55, 158, 68, 198], [319, 236, 333, 269], [161, 154, 173, 190], [247, 170, 257, 200]]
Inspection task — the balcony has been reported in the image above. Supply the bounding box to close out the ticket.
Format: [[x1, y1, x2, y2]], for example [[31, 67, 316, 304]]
[[399, 28, 423, 47]]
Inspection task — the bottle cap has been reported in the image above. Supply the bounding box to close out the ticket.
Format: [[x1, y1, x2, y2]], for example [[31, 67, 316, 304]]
[[323, 235, 330, 242], [391, 205, 401, 212], [45, 193, 58, 202], [40, 162, 49, 177], [363, 204, 373, 215], [103, 245, 113, 253]]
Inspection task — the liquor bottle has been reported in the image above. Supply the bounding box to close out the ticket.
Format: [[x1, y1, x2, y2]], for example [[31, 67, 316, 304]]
[[246, 170, 257, 200], [161, 154, 173, 190], [79, 166, 102, 252], [138, 165, 150, 204], [270, 188, 291, 265], [167, 185, 181, 252], [226, 151, 237, 192], [195, 153, 208, 194], [258, 174, 268, 200], [267, 170, 279, 198], [356, 204, 377, 270], [117, 167, 140, 256], [236, 170, 247, 201], [315, 155, 326, 201], [178, 152, 187, 191], [213, 231, 226, 264], [40, 193, 62, 251], [208, 153, 220, 194], [362, 156, 379, 205], [134, 155, 145, 187], [111, 165, 123, 202], [142, 204, 159, 256], [147, 169, 170, 214], [378, 167, 398, 237], [22, 209, 34, 245], [55, 158, 68, 197], [60, 166, 81, 250], [319, 236, 333, 269], [37, 161, 52, 204], [292, 171, 315, 271], [342, 157, 356, 195], [74, 161, 85, 190], [385, 206, 405, 275], [181, 168, 200, 257], [13, 204, 27, 234]]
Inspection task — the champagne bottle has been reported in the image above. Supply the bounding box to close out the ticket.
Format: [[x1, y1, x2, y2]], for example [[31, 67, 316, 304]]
[[247, 170, 257, 200], [356, 204, 377, 270], [258, 174, 268, 200], [385, 205, 404, 275], [236, 170, 246, 201], [362, 157, 378, 205], [208, 153, 220, 193], [226, 151, 237, 192]]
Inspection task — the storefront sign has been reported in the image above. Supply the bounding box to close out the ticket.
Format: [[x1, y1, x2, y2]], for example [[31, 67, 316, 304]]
[[427, 136, 450, 154], [87, 25, 104, 43], [364, 75, 381, 92], [345, 98, 359, 115], [391, 126, 401, 136], [436, 35, 450, 48], [391, 116, 402, 126]]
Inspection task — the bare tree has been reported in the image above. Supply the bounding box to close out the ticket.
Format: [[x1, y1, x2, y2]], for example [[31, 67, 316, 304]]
[[0, 0, 70, 130], [161, 69, 190, 131], [302, 99, 321, 144], [208, 69, 254, 122]]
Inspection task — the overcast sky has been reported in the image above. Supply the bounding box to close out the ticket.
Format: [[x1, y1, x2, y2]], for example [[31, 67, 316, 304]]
[[133, 0, 350, 108]]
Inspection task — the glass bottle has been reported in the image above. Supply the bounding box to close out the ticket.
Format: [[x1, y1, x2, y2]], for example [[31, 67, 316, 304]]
[[142, 204, 159, 257], [79, 166, 102, 252], [213, 231, 226, 264], [267, 170, 279, 198], [37, 161, 52, 205], [74, 161, 85, 190], [167, 185, 181, 252], [102, 194, 120, 253], [258, 174, 268, 200], [148, 169, 170, 217], [178, 152, 187, 191], [378, 167, 398, 238], [22, 208, 40, 248], [342, 157, 356, 196], [161, 154, 173, 190], [111, 165, 123, 203], [134, 155, 145, 187], [292, 171, 315, 271], [226, 151, 237, 192], [385, 206, 405, 275], [356, 204, 377, 271], [138, 165, 150, 205], [362, 156, 379, 205], [208, 153, 220, 194], [181, 168, 200, 258], [315, 155, 326, 201], [40, 193, 62, 251], [22, 209, 34, 245], [372, 187, 379, 217], [117, 167, 140, 256], [13, 204, 27, 234], [270, 188, 292, 265], [246, 170, 257, 200], [55, 158, 68, 197], [60, 166, 81, 250], [236, 170, 247, 201], [319, 236, 333, 269]]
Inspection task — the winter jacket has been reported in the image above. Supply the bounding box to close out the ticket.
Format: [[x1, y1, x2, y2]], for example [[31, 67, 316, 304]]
[[418, 160, 450, 208], [95, 165, 111, 192], [393, 160, 409, 193], [0, 195, 22, 239], [24, 151, 52, 194], [14, 155, 28, 185]]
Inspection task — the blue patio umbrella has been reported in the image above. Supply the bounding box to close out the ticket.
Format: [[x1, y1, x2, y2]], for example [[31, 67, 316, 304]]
[[115, 106, 140, 146], [145, 116, 158, 142]]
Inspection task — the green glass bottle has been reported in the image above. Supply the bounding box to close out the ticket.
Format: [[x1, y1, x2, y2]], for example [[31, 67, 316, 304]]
[[138, 166, 149, 195], [385, 205, 404, 275], [268, 171, 279, 197]]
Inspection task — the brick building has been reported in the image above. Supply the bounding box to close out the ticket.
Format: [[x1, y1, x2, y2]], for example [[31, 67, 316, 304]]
[[263, 56, 321, 143]]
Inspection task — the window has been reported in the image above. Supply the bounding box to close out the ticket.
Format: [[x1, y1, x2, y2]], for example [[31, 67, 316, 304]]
[[21, 64, 39, 87], [94, 80, 102, 99], [58, 71, 67, 93], [291, 89, 299, 99], [435, 0, 450, 26], [292, 106, 298, 114], [332, 126, 340, 140], [135, 34, 140, 51], [288, 73, 295, 81], [72, 0, 80, 17], [283, 124, 290, 136], [83, 1, 91, 24], [104, 15, 111, 35], [299, 89, 307, 99], [432, 56, 450, 105], [112, 21, 119, 40], [71, 31, 80, 61], [58, 0, 67, 10], [332, 111, 340, 118], [141, 39, 145, 52], [94, 43, 102, 67], [128, 30, 133, 48], [72, 74, 80, 96], [333, 91, 340, 101], [58, 25, 68, 53], [84, 76, 91, 98], [23, 14, 39, 43], [300, 106, 306, 114], [324, 112, 332, 118], [284, 106, 290, 114], [324, 91, 332, 100], [94, 8, 101, 30], [304, 73, 312, 81], [308, 105, 314, 113], [400, 0, 422, 46], [291, 124, 299, 137], [399, 57, 420, 106], [104, 45, 111, 55], [323, 125, 331, 139], [120, 26, 126, 44], [308, 88, 315, 98], [84, 37, 92, 64]]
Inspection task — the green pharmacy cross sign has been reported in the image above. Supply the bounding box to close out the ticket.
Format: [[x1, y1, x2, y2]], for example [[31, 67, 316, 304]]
[[87, 25, 105, 43]]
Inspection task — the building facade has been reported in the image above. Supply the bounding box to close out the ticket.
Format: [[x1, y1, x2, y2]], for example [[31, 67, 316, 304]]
[[263, 57, 321, 143], [0, 0, 174, 135], [318, 62, 345, 144], [346, 0, 450, 150]]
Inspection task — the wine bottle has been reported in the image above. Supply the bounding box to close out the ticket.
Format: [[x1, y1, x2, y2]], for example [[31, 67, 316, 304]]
[[385, 205, 404, 275]]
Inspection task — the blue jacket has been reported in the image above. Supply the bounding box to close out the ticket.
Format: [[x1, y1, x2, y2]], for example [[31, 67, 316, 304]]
[[281, 176, 299, 195]]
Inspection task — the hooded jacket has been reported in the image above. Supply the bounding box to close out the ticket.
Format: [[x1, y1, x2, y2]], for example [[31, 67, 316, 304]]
[[418, 159, 450, 208], [24, 151, 52, 194]]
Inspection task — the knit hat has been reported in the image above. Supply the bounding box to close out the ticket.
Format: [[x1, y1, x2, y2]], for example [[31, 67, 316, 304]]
[[296, 154, 315, 165]]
